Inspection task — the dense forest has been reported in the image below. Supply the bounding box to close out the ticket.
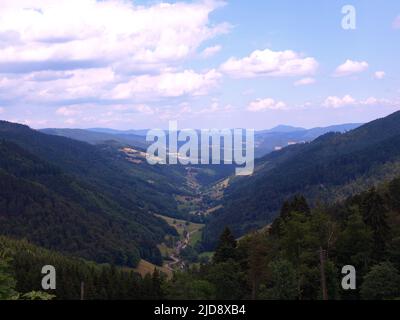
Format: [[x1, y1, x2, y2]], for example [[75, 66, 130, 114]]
[[2, 112, 400, 300], [1, 175, 400, 300], [163, 176, 400, 300], [0, 121, 188, 266], [0, 237, 164, 300], [203, 111, 400, 249]]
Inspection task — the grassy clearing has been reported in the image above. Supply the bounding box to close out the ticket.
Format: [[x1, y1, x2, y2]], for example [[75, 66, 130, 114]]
[[189, 229, 202, 246], [133, 259, 172, 278], [199, 251, 214, 260], [155, 214, 204, 238]]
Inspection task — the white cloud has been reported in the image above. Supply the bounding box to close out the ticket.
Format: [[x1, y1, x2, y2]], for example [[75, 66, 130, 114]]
[[196, 100, 234, 115], [0, 107, 4, 114], [110, 69, 221, 100], [56, 106, 81, 117], [201, 45, 222, 58], [374, 71, 385, 80], [393, 16, 400, 29], [0, 1, 230, 109], [323, 95, 356, 108], [0, 0, 229, 73], [220, 49, 318, 78], [323, 95, 394, 108], [112, 104, 155, 115], [333, 60, 369, 77], [294, 77, 316, 86], [247, 98, 287, 112]]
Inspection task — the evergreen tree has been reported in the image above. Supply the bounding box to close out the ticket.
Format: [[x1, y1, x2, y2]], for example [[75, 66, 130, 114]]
[[0, 257, 17, 300], [360, 262, 400, 300], [262, 259, 297, 300], [360, 189, 389, 260], [213, 228, 237, 264], [271, 195, 311, 236]]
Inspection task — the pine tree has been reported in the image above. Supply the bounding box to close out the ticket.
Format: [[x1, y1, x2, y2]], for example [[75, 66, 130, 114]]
[[271, 195, 311, 236], [360, 189, 389, 260], [213, 227, 237, 264], [0, 257, 17, 300]]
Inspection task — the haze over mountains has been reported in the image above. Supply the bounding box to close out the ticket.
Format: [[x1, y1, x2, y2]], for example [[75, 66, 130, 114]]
[[41, 123, 362, 159], [0, 112, 398, 265], [202, 111, 400, 248]]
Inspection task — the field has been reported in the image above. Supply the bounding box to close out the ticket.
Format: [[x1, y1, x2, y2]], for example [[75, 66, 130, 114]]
[[155, 214, 204, 239], [133, 259, 172, 278]]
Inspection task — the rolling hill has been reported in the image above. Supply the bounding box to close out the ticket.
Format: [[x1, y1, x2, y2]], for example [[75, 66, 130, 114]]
[[202, 111, 400, 249], [0, 121, 196, 266]]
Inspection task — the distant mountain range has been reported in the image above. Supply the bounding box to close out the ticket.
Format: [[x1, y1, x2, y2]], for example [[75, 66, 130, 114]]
[[254, 123, 362, 157], [1, 114, 396, 264], [0, 120, 193, 266], [41, 123, 363, 159], [40, 128, 148, 149], [202, 112, 400, 249]]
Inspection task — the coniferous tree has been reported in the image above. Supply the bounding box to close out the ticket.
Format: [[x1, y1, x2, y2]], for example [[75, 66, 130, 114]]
[[360, 262, 400, 300], [0, 257, 17, 300], [213, 227, 237, 264], [360, 189, 389, 260]]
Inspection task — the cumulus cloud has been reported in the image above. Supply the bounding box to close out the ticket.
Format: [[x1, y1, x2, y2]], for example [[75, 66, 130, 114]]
[[112, 104, 155, 115], [374, 71, 385, 80], [56, 106, 82, 117], [201, 45, 222, 58], [247, 98, 287, 112], [0, 0, 229, 72], [294, 77, 316, 86], [323, 95, 393, 108], [195, 100, 234, 115], [110, 69, 222, 100], [0, 0, 229, 112], [220, 49, 318, 78], [333, 60, 369, 77], [323, 95, 356, 108]]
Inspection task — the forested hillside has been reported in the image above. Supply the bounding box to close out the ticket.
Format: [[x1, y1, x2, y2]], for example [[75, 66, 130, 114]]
[[0, 121, 187, 217], [0, 237, 165, 300], [203, 111, 400, 248], [167, 176, 400, 300], [0, 139, 179, 266], [2, 174, 400, 300]]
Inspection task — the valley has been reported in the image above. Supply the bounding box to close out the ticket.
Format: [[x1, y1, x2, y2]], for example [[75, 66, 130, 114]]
[[2, 113, 400, 300]]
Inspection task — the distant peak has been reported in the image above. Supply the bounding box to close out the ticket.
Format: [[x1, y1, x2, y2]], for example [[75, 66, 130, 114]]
[[268, 125, 306, 133]]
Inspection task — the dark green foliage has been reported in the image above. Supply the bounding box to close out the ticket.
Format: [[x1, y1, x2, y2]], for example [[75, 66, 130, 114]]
[[203, 111, 400, 248], [0, 139, 169, 266], [270, 195, 311, 236], [335, 210, 373, 278], [213, 227, 237, 264], [360, 262, 400, 300], [261, 259, 297, 300], [0, 237, 166, 300], [0, 121, 188, 266], [359, 189, 389, 260], [175, 176, 400, 300], [0, 256, 17, 299], [205, 262, 245, 300], [166, 272, 216, 300]]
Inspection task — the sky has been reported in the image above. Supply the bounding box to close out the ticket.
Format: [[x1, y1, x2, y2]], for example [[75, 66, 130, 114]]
[[0, 0, 399, 130]]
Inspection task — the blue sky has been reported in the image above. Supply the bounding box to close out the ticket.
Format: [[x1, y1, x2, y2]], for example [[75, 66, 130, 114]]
[[0, 0, 399, 129]]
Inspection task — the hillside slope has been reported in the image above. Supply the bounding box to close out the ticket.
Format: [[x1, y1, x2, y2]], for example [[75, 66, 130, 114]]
[[0, 139, 180, 266], [0, 121, 188, 217], [203, 111, 400, 248]]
